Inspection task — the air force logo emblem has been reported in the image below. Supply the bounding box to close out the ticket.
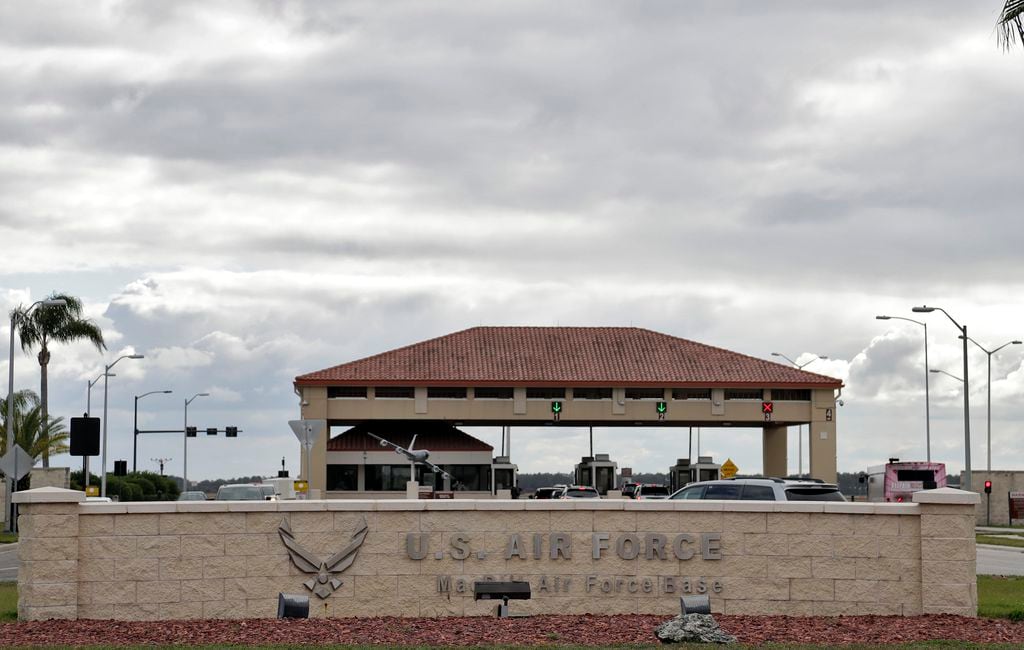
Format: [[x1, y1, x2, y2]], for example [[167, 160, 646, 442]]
[[278, 516, 368, 599]]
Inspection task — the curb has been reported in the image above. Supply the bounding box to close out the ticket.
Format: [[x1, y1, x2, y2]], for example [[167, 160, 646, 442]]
[[977, 543, 1024, 554]]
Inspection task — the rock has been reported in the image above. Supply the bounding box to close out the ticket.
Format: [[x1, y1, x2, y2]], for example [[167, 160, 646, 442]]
[[655, 613, 737, 644]]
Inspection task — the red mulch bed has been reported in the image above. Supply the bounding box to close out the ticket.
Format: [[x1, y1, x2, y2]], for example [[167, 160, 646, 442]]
[[0, 614, 1022, 646]]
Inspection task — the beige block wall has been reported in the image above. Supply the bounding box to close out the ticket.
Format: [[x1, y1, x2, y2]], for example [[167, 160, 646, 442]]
[[15, 488, 978, 621], [965, 470, 1024, 526]]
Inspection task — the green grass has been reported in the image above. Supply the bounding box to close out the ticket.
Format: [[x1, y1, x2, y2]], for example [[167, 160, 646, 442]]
[[0, 581, 15, 621], [977, 534, 1024, 548], [977, 575, 1024, 620], [0, 532, 17, 544]]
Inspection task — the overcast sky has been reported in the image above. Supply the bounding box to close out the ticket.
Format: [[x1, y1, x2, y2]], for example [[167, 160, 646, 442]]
[[2, 1, 1023, 484]]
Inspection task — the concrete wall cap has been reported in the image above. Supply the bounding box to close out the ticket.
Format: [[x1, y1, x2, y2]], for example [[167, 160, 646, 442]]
[[12, 487, 86, 504], [913, 487, 981, 505]]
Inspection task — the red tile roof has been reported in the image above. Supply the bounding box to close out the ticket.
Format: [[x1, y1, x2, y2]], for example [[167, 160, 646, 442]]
[[327, 421, 493, 452], [296, 327, 842, 388]]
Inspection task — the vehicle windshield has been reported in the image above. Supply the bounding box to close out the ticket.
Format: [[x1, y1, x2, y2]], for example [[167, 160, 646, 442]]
[[785, 488, 846, 502], [178, 491, 206, 501], [565, 488, 599, 498], [217, 485, 263, 500], [259, 485, 275, 497], [639, 486, 670, 496]]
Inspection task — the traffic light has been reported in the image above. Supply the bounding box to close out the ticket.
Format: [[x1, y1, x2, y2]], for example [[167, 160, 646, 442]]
[[113, 460, 127, 476], [984, 480, 992, 494], [656, 401, 667, 414], [551, 401, 562, 414], [186, 426, 197, 437], [207, 427, 218, 436], [226, 426, 238, 438]]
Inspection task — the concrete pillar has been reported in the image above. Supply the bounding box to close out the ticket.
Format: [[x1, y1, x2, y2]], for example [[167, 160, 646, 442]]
[[299, 387, 329, 494], [914, 488, 980, 616], [13, 487, 85, 620], [808, 418, 837, 484], [762, 426, 788, 477]]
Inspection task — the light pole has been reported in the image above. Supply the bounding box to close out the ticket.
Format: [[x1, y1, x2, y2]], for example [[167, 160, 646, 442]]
[[6, 298, 66, 532], [967, 338, 1021, 472], [771, 352, 828, 476], [134, 390, 173, 473], [913, 305, 972, 491], [82, 371, 114, 491], [877, 315, 932, 461], [183, 393, 209, 491], [100, 354, 145, 497]]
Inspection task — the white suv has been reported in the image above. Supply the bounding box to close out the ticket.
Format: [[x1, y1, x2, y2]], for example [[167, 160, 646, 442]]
[[669, 477, 846, 502]]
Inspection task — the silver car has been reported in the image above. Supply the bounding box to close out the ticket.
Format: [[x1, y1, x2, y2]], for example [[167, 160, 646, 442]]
[[215, 484, 265, 501], [669, 477, 846, 502]]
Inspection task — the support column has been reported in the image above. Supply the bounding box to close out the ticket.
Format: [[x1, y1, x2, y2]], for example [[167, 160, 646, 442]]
[[808, 418, 837, 484], [914, 488, 980, 616], [762, 426, 788, 477], [13, 487, 85, 620], [300, 387, 329, 494]]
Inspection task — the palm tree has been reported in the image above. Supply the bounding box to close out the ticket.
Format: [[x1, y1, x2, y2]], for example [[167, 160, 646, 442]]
[[0, 389, 70, 480], [999, 1, 1024, 50], [11, 293, 105, 467]]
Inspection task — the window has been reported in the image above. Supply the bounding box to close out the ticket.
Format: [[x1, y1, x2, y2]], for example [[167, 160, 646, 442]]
[[327, 386, 367, 399], [625, 388, 664, 400], [772, 389, 811, 401], [740, 485, 776, 501], [703, 484, 742, 499], [374, 386, 414, 399], [724, 388, 763, 400], [326, 464, 358, 490], [572, 387, 612, 400], [365, 465, 411, 491], [474, 387, 513, 399], [527, 387, 565, 399], [784, 488, 846, 502], [672, 388, 711, 400], [427, 387, 467, 399], [449, 465, 491, 491], [672, 486, 705, 500]]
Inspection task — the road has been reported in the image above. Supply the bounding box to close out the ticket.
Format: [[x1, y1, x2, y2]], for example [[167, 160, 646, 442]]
[[0, 543, 17, 582], [977, 544, 1024, 576]]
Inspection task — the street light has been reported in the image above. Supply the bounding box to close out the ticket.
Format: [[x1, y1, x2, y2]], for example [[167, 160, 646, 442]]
[[183, 393, 209, 491], [931, 368, 963, 383], [134, 390, 173, 473], [5, 298, 66, 532], [100, 354, 145, 497], [87, 371, 115, 416], [770, 352, 828, 476], [967, 338, 1022, 472], [913, 305, 972, 490], [877, 315, 932, 461]]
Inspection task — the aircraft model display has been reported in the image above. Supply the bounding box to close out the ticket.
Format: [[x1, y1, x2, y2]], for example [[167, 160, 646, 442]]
[[363, 431, 451, 480]]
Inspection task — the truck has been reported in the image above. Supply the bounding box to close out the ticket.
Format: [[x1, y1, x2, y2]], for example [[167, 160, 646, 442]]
[[864, 459, 946, 502]]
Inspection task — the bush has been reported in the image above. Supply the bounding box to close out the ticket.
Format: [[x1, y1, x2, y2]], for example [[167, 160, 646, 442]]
[[70, 470, 180, 501]]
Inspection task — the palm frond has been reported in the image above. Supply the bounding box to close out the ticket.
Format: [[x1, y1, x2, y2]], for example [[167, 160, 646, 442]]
[[998, 0, 1024, 51]]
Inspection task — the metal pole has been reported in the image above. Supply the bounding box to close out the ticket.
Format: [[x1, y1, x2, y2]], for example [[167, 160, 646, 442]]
[[798, 424, 802, 476], [962, 325, 972, 492], [183, 399, 188, 491], [924, 322, 931, 462], [100, 364, 110, 497], [5, 312, 16, 532], [133, 395, 139, 474], [987, 351, 992, 472]]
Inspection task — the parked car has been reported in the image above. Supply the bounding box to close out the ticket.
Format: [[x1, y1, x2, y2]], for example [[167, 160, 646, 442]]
[[215, 484, 265, 501], [621, 482, 640, 499], [634, 484, 671, 500], [258, 485, 277, 501], [531, 487, 562, 499], [669, 477, 846, 502], [178, 491, 208, 501], [559, 485, 600, 499]]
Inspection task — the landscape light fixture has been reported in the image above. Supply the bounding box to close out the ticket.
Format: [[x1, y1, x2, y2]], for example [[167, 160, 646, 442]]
[[99, 354, 145, 497], [912, 305, 973, 490], [967, 338, 1021, 471], [876, 315, 932, 461]]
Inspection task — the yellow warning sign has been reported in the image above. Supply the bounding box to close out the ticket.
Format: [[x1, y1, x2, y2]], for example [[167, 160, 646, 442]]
[[293, 480, 309, 494], [85, 485, 100, 497], [720, 458, 739, 479]]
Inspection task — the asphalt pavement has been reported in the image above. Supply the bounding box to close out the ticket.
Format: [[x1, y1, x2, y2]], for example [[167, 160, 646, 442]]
[[977, 544, 1024, 576], [0, 543, 17, 582]]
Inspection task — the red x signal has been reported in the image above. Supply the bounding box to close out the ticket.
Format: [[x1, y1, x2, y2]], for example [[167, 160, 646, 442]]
[[762, 401, 774, 414]]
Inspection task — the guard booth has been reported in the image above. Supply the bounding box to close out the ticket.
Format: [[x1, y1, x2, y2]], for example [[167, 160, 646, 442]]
[[575, 453, 618, 495], [491, 456, 518, 495], [669, 456, 721, 491]]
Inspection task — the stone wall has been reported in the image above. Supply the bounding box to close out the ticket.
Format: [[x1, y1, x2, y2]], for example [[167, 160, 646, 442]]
[[14, 487, 979, 621], [963, 470, 1024, 526]]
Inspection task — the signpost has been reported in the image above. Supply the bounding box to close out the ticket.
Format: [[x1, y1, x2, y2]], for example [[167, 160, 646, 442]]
[[1010, 491, 1024, 525], [720, 458, 739, 479], [288, 419, 325, 498], [0, 444, 35, 530]]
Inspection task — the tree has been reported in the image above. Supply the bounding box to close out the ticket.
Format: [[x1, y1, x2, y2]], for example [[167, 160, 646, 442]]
[[11, 293, 105, 467], [0, 389, 70, 488], [998, 1, 1024, 50]]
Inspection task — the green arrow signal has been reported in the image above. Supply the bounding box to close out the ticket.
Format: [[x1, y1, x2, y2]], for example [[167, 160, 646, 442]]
[[656, 401, 667, 413], [551, 401, 562, 413]]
